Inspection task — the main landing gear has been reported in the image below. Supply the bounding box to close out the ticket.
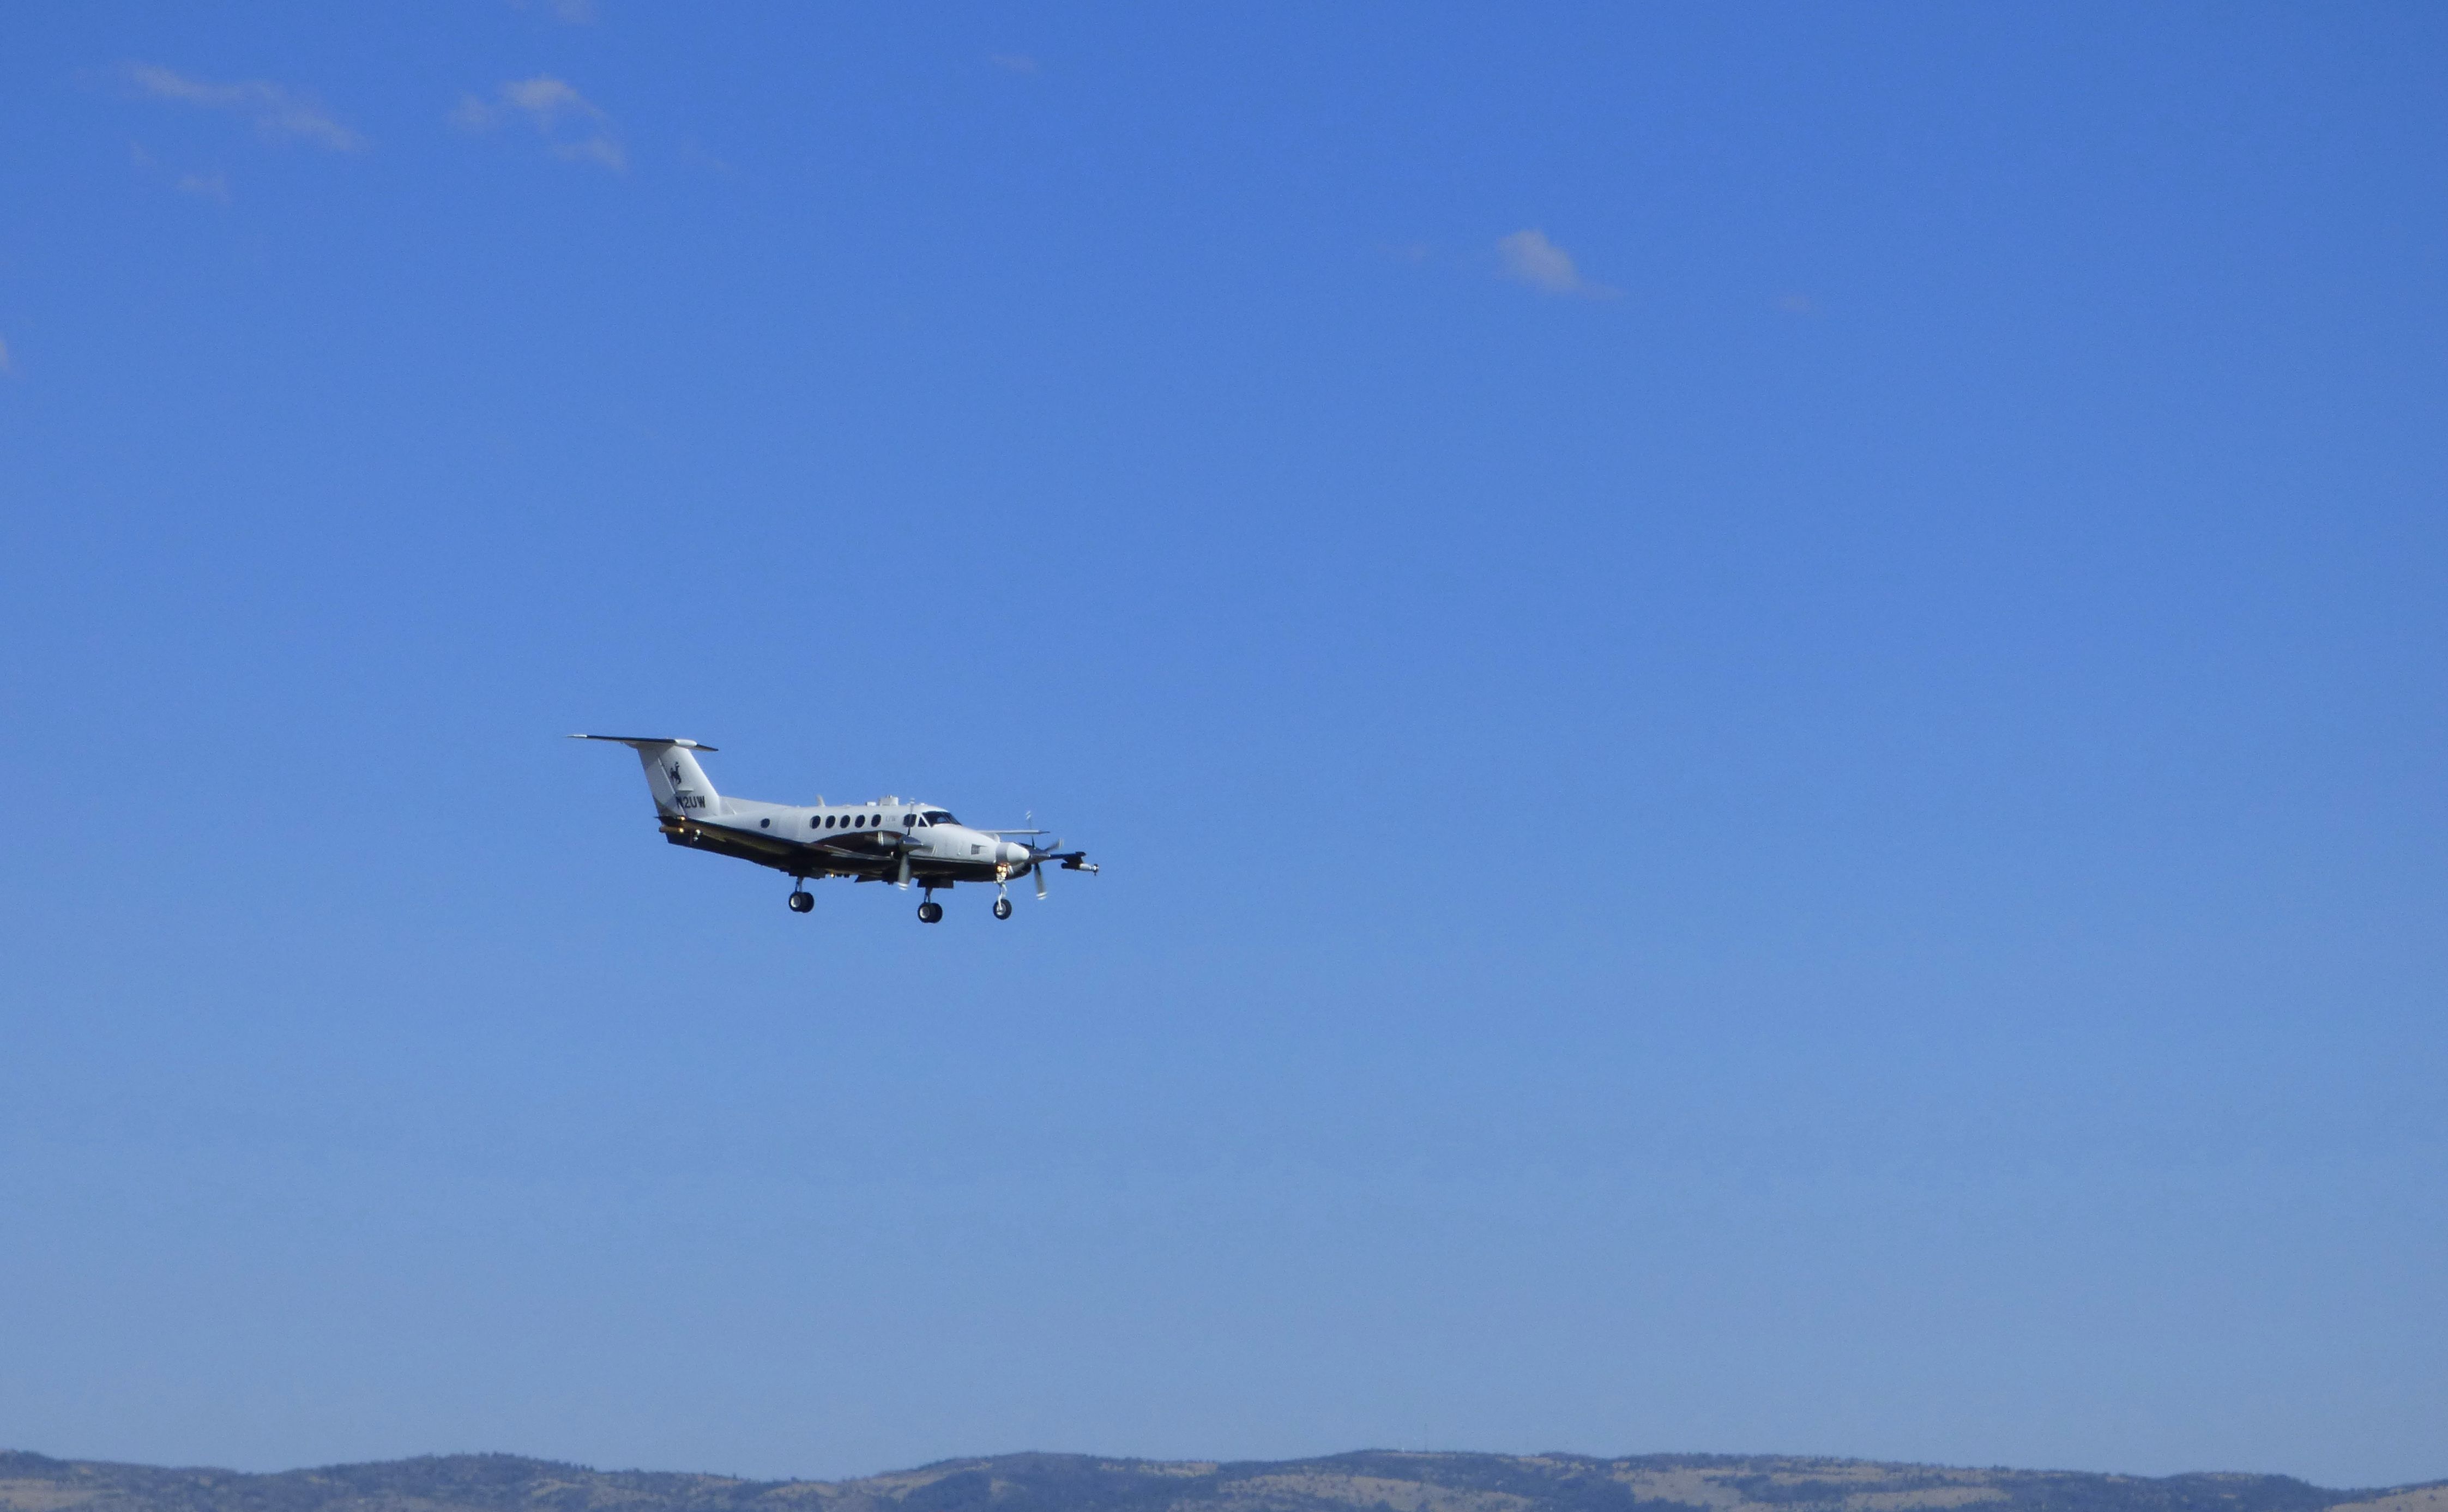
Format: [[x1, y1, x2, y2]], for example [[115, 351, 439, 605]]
[[915, 887, 1012, 922], [786, 887, 813, 914]]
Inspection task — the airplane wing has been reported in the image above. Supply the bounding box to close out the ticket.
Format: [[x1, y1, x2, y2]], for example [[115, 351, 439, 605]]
[[805, 831, 922, 857]]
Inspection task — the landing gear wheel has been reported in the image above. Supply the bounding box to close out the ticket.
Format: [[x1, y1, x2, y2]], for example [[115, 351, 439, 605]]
[[917, 900, 943, 924], [787, 890, 813, 914], [993, 896, 1013, 920]]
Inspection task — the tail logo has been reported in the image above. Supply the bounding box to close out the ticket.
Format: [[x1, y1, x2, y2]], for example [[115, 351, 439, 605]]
[[662, 759, 706, 811]]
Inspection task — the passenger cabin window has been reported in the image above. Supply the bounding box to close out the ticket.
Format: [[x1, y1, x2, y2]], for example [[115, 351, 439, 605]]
[[824, 815, 836, 829], [902, 813, 916, 827], [759, 819, 770, 829]]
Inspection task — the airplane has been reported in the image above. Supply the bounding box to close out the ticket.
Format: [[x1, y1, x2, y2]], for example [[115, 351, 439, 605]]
[[571, 735, 1096, 923]]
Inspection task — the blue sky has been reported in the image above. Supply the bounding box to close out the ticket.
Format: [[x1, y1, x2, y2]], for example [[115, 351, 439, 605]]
[[3, 1, 2445, 1491]]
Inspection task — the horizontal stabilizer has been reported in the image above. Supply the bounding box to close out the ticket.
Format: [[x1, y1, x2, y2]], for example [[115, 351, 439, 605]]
[[568, 734, 719, 751]]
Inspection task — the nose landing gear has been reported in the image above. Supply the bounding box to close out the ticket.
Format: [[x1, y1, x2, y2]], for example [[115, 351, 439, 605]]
[[993, 894, 1013, 920], [918, 886, 944, 924]]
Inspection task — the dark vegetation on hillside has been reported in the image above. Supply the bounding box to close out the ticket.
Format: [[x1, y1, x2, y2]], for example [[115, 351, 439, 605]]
[[1, 1451, 2437, 1512]]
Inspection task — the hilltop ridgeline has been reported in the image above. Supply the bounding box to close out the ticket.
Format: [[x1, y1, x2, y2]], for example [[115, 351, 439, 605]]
[[2, 1451, 2444, 1512]]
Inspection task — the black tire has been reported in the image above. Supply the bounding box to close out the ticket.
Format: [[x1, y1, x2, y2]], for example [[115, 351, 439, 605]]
[[993, 897, 1013, 920], [787, 891, 813, 914], [918, 901, 943, 923]]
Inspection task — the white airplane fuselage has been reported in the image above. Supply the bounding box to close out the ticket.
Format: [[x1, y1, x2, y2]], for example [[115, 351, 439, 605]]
[[688, 794, 1033, 880]]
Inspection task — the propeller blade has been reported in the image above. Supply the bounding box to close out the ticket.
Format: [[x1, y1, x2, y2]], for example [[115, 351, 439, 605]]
[[1034, 865, 1049, 901]]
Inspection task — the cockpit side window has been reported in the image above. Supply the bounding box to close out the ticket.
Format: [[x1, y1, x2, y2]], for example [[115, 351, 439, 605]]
[[923, 810, 958, 826]]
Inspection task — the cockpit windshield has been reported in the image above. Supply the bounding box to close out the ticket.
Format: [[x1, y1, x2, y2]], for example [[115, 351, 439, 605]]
[[922, 810, 958, 826]]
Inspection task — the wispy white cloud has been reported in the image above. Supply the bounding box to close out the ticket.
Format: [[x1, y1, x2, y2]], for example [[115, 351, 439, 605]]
[[551, 135, 626, 170], [507, 76, 597, 126], [176, 170, 231, 202], [990, 53, 1040, 74], [1497, 228, 1616, 299], [125, 63, 364, 151], [454, 76, 623, 170]]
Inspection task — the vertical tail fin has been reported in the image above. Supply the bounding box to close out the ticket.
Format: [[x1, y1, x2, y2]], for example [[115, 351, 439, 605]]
[[570, 735, 723, 818]]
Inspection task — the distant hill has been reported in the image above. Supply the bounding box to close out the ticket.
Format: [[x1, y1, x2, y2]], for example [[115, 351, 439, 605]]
[[3, 1452, 2444, 1512]]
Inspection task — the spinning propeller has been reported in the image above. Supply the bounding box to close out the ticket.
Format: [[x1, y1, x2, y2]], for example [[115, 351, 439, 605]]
[[1018, 814, 1098, 900]]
